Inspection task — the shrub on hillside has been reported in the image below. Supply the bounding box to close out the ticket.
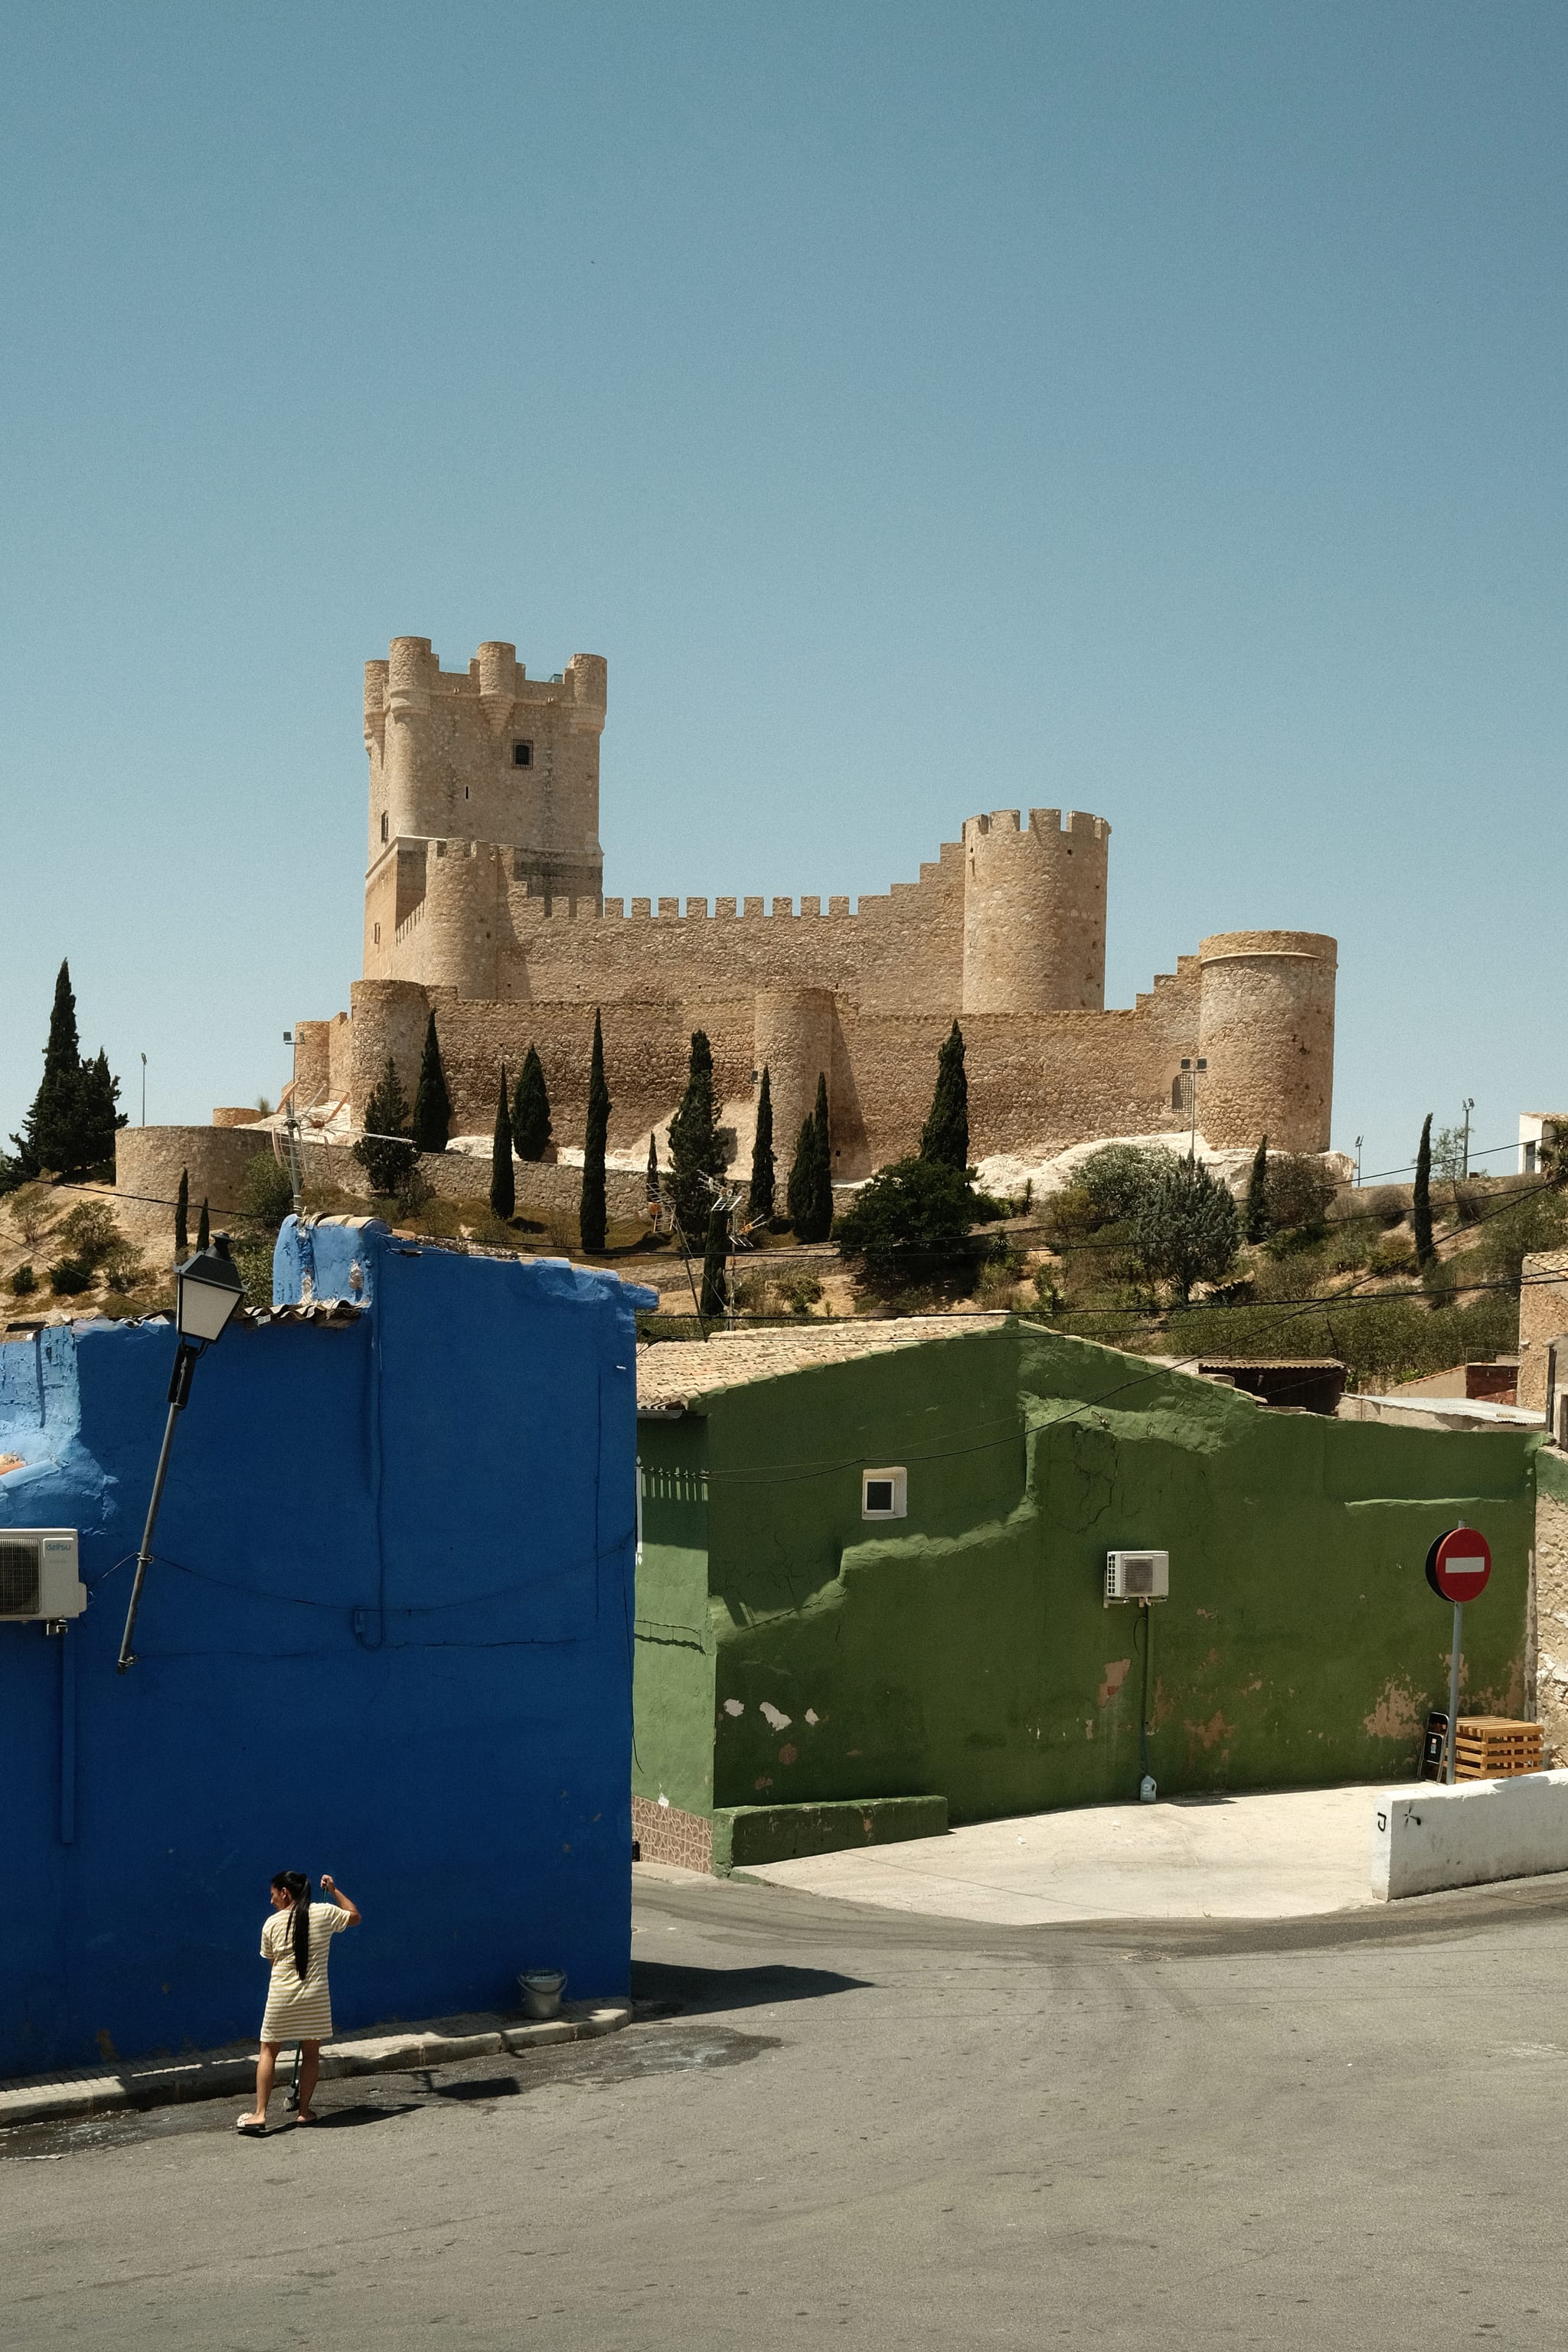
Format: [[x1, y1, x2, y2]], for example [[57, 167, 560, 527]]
[[49, 1257, 92, 1295], [835, 1157, 989, 1295], [102, 1238, 146, 1294], [10, 1263, 37, 1296], [1075, 1145, 1171, 1228], [240, 1152, 296, 1231], [57, 1200, 119, 1269], [1263, 1155, 1337, 1240]]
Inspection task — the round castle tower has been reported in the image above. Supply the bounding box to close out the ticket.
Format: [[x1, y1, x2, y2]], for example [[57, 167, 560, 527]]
[[1195, 931, 1337, 1153], [961, 808, 1109, 1014], [753, 988, 835, 1168]]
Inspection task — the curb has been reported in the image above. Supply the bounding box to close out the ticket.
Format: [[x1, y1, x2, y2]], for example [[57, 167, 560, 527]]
[[0, 1999, 632, 2131]]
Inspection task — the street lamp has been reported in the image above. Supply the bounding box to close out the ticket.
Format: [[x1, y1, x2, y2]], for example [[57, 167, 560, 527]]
[[116, 1234, 247, 1673], [1178, 1057, 1207, 1161], [1460, 1098, 1475, 1181]]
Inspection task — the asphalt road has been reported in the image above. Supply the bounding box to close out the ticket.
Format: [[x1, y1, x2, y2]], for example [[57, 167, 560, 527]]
[[5, 1866, 1568, 2349]]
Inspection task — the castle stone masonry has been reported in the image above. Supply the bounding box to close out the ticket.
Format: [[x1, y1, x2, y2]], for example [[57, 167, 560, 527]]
[[295, 635, 1338, 1177]]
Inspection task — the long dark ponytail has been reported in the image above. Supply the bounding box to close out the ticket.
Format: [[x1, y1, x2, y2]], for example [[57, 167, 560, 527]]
[[271, 1871, 312, 1978]]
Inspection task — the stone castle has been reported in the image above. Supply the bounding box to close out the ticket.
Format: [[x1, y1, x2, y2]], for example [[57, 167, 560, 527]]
[[284, 634, 1337, 1180]]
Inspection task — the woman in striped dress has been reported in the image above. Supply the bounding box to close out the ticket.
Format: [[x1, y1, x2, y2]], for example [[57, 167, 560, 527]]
[[237, 1870, 361, 2135]]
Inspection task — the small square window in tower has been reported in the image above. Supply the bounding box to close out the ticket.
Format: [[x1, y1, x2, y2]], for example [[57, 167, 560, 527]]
[[862, 1468, 907, 1521], [512, 741, 533, 768]]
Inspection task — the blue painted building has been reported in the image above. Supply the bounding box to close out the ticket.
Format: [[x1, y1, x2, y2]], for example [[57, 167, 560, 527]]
[[0, 1218, 649, 2081]]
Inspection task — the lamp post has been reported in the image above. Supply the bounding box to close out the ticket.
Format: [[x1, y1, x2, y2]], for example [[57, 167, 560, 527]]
[[1460, 1097, 1475, 1181], [116, 1234, 247, 1674]]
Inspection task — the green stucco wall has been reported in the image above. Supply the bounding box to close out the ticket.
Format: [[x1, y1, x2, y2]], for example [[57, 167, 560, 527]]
[[635, 1322, 1537, 1826], [632, 1413, 716, 1817]]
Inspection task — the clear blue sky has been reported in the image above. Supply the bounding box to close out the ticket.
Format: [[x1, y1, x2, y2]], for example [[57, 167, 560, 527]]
[[4, 2, 1563, 1178]]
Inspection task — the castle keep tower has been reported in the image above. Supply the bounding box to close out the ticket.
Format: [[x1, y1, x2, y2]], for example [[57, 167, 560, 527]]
[[364, 638, 606, 984], [961, 808, 1109, 1014]]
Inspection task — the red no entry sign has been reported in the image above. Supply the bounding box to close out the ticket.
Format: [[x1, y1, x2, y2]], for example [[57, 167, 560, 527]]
[[1426, 1526, 1492, 1603]]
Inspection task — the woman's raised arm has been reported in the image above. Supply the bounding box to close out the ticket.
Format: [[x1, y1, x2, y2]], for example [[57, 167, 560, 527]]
[[319, 1873, 361, 1925]]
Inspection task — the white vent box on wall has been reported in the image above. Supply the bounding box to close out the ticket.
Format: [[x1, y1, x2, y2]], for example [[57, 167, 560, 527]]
[[1105, 1549, 1169, 1604], [0, 1530, 86, 1622]]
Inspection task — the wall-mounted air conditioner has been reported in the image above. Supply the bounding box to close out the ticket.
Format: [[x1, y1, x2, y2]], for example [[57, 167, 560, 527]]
[[1105, 1549, 1169, 1604], [0, 1530, 86, 1622]]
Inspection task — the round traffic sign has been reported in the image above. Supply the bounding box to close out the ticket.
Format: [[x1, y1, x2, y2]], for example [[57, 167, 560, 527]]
[[1426, 1525, 1492, 1603]]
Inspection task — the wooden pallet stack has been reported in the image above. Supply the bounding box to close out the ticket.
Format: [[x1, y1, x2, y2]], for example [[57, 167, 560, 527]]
[[1453, 1716, 1544, 1781]]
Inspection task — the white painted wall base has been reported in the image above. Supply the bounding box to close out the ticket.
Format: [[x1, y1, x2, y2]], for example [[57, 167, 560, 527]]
[[1371, 1770, 1568, 1900]]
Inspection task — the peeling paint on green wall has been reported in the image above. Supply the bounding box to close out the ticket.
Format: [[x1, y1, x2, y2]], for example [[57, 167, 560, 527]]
[[634, 1321, 1537, 1825]]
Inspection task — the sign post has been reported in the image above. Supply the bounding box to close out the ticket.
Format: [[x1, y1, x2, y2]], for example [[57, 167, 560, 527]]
[[1425, 1525, 1493, 1784]]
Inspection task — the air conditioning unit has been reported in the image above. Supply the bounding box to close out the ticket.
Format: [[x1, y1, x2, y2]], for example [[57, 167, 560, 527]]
[[0, 1530, 86, 1622], [1105, 1549, 1169, 1604]]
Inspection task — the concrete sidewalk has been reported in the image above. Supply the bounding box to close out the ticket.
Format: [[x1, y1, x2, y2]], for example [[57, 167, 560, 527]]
[[740, 1784, 1396, 1924], [0, 1998, 632, 2132]]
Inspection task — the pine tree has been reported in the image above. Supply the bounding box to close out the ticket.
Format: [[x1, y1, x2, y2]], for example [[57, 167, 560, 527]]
[[1413, 1113, 1435, 1269], [78, 1050, 125, 1168], [175, 1168, 190, 1259], [511, 1044, 553, 1162], [667, 1030, 725, 1243], [9, 961, 124, 1177], [919, 1020, 969, 1171], [699, 1197, 730, 1319], [410, 1011, 451, 1155], [354, 1056, 416, 1194], [749, 1066, 776, 1221], [489, 1067, 514, 1222], [786, 1073, 833, 1243], [580, 1012, 611, 1254], [1243, 1135, 1270, 1243], [197, 1198, 211, 1250]]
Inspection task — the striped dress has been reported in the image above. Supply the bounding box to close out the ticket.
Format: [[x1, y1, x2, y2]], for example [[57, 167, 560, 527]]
[[260, 1902, 351, 2043]]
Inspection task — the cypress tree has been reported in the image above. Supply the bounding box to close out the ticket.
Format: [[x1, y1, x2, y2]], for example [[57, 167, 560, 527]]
[[354, 1057, 415, 1194], [748, 1066, 776, 1222], [786, 1114, 817, 1233], [580, 1011, 611, 1254], [9, 961, 122, 1178], [811, 1071, 833, 1238], [919, 1020, 969, 1171], [197, 1198, 211, 1250], [786, 1074, 833, 1243], [489, 1067, 514, 1221], [175, 1168, 190, 1258], [1243, 1135, 1270, 1243], [410, 1011, 451, 1155], [1413, 1113, 1435, 1269], [512, 1044, 553, 1162], [668, 1030, 725, 1243], [646, 1133, 660, 1204], [699, 1196, 730, 1319]]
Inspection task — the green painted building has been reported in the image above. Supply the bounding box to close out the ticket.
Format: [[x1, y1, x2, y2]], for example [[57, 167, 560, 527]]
[[632, 1315, 1537, 1871]]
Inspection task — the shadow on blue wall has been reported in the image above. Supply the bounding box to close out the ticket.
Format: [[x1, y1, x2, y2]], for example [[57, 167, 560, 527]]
[[0, 1218, 652, 2080]]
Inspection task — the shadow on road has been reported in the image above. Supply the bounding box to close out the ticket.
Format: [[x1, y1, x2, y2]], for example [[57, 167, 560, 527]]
[[297, 2102, 423, 2128], [632, 1959, 872, 2017]]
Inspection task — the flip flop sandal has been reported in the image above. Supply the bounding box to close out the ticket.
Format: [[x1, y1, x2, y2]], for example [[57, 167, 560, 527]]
[[235, 2117, 267, 2136]]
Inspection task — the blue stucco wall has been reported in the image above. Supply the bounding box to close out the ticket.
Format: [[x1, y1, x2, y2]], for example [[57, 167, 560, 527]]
[[0, 1221, 649, 2080]]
